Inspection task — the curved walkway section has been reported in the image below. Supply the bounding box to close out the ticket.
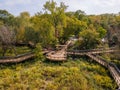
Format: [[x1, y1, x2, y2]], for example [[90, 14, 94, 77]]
[[86, 53, 120, 89], [46, 40, 71, 61], [46, 51, 67, 61], [67, 49, 119, 55], [0, 52, 34, 63]]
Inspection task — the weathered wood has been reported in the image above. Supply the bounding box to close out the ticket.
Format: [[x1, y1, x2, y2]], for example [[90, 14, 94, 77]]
[[0, 50, 49, 63], [0, 52, 34, 63], [46, 40, 71, 61], [67, 49, 119, 55], [86, 53, 120, 89]]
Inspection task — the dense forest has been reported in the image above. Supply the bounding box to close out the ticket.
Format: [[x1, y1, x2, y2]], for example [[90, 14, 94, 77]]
[[0, 1, 120, 49], [0, 0, 120, 90]]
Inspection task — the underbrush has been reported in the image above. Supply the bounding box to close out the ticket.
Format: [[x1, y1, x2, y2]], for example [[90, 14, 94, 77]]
[[0, 57, 117, 90], [0, 46, 31, 57]]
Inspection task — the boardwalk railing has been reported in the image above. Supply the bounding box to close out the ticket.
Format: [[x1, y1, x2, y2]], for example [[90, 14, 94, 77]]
[[0, 50, 49, 63], [86, 53, 120, 89], [0, 52, 35, 63], [67, 49, 119, 55], [46, 55, 67, 61], [1, 41, 120, 88], [46, 40, 72, 61]]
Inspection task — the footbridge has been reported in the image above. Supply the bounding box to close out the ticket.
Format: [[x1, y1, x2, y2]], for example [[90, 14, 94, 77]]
[[0, 50, 49, 63], [0, 52, 34, 63], [86, 54, 120, 89], [0, 40, 120, 88], [46, 40, 120, 89], [67, 49, 119, 56], [46, 40, 71, 61]]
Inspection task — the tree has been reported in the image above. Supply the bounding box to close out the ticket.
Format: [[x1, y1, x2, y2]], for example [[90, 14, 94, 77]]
[[0, 10, 16, 31], [74, 10, 86, 21], [78, 29, 100, 49], [63, 16, 87, 41], [97, 27, 107, 39], [24, 27, 38, 43], [0, 26, 16, 56], [15, 12, 31, 42], [0, 10, 14, 25], [31, 14, 56, 47], [34, 43, 44, 61], [43, 0, 67, 39]]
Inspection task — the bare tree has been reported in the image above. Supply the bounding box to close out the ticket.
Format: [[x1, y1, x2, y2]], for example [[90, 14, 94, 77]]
[[0, 26, 16, 56]]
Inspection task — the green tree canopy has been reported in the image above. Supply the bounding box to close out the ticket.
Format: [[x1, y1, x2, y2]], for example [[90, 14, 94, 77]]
[[78, 28, 100, 49], [15, 12, 31, 42], [43, 0, 67, 39]]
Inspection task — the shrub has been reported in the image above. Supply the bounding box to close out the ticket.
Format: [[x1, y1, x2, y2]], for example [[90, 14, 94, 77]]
[[34, 43, 44, 61]]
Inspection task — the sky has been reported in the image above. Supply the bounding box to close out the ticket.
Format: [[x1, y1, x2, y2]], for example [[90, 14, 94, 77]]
[[0, 0, 120, 16]]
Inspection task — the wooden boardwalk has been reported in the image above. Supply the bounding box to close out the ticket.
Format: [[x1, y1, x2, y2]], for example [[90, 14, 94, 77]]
[[0, 52, 34, 63], [47, 47, 119, 61], [46, 40, 120, 88], [0, 40, 120, 88], [0, 50, 49, 63], [67, 49, 119, 55], [46, 39, 119, 61], [46, 40, 71, 61], [86, 54, 120, 89]]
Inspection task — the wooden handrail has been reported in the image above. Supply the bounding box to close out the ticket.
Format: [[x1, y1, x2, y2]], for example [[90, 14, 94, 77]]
[[86, 53, 120, 88]]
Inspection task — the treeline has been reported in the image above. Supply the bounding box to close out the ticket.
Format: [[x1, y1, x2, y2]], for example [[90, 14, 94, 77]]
[[0, 0, 120, 49]]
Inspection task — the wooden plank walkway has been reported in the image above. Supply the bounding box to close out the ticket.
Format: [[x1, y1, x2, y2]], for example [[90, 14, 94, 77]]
[[46, 40, 71, 61], [46, 38, 120, 88], [67, 49, 119, 55], [0, 39, 120, 88], [0, 52, 34, 63], [86, 53, 120, 89], [0, 50, 49, 63]]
